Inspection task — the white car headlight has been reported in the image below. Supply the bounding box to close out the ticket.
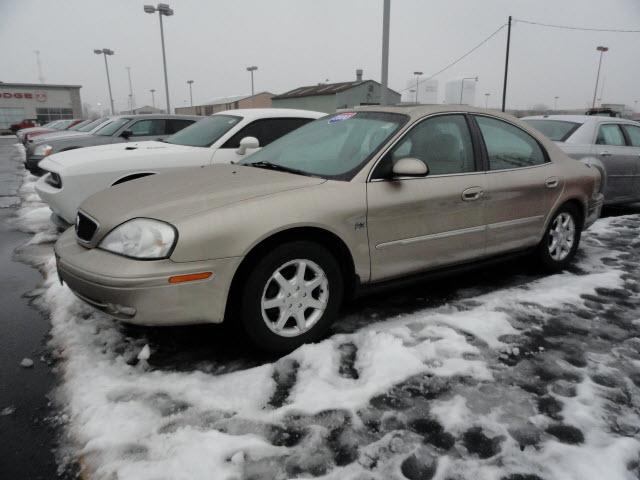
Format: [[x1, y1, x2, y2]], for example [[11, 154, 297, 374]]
[[34, 144, 53, 157], [99, 218, 177, 259]]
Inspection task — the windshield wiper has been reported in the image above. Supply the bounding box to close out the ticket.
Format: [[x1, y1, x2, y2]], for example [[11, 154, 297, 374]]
[[246, 161, 309, 176]]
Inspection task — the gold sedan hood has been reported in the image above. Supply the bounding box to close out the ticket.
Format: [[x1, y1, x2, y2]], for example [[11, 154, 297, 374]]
[[80, 164, 325, 230]]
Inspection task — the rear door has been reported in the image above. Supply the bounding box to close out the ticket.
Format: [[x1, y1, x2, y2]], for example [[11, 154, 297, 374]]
[[474, 115, 555, 256], [367, 113, 486, 281], [595, 123, 636, 202], [620, 123, 640, 201], [212, 117, 314, 164]]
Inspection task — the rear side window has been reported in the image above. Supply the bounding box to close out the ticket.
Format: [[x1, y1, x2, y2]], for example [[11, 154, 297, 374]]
[[221, 117, 314, 148], [622, 125, 640, 147], [475, 116, 546, 170], [596, 124, 626, 146], [166, 119, 195, 134]]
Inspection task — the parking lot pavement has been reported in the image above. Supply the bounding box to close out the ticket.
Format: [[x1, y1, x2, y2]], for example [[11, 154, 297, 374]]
[[3, 139, 640, 479]]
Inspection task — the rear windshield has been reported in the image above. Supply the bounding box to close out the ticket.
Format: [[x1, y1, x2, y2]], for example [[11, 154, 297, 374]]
[[523, 119, 581, 142], [163, 115, 242, 147], [94, 118, 131, 136]]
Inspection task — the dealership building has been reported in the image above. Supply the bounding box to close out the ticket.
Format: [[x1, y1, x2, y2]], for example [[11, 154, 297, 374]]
[[0, 82, 82, 129]]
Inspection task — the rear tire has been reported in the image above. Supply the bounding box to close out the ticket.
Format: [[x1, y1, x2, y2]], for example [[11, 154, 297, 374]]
[[536, 203, 582, 272], [239, 241, 343, 353]]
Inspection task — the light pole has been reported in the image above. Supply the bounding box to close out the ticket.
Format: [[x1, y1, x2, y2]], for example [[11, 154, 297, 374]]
[[126, 66, 135, 112], [554, 96, 559, 111], [380, 0, 391, 106], [484, 93, 491, 109], [246, 66, 258, 96], [187, 80, 194, 107], [150, 89, 156, 108], [94, 49, 115, 115], [144, 3, 174, 113], [592, 46, 608, 109], [413, 71, 423, 104], [459, 77, 478, 105]]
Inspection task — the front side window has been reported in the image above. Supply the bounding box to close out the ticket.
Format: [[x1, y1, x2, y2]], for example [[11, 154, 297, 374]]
[[622, 125, 640, 147], [94, 118, 131, 136], [523, 119, 581, 142], [373, 114, 475, 179], [476, 116, 546, 170], [240, 112, 407, 180], [221, 117, 314, 148], [128, 119, 165, 136], [163, 115, 241, 147], [596, 124, 626, 146]]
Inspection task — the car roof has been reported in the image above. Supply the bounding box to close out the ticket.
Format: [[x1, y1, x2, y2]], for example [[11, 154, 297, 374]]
[[211, 108, 324, 120], [108, 114, 201, 120], [522, 114, 640, 125], [346, 104, 526, 122]]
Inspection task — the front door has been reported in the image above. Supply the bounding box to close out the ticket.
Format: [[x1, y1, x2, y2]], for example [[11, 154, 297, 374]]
[[367, 114, 486, 281], [473, 115, 555, 256]]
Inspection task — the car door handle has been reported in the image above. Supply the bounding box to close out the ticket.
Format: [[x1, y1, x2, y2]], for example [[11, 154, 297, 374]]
[[545, 177, 559, 188], [462, 187, 484, 201], [599, 151, 612, 157]]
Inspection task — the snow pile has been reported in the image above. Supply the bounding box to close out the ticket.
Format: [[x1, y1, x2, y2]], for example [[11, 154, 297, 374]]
[[15, 158, 640, 479]]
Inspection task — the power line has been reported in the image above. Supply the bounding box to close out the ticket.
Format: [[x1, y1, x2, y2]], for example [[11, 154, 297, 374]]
[[399, 23, 507, 93], [515, 18, 640, 33]]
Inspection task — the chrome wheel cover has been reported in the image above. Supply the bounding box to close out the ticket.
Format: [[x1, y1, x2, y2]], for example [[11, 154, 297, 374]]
[[548, 212, 575, 261], [261, 259, 329, 338]]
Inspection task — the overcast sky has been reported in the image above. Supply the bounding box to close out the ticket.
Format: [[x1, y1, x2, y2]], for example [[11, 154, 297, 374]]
[[1, 0, 639, 112]]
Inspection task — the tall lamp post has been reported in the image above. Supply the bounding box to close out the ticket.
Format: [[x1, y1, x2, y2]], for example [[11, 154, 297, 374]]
[[144, 3, 174, 113], [126, 66, 135, 112], [150, 89, 156, 108], [592, 46, 608, 109], [459, 77, 478, 105], [94, 49, 115, 115], [484, 93, 491, 109], [413, 71, 423, 104], [554, 96, 559, 111], [187, 80, 194, 107], [246, 66, 258, 96]]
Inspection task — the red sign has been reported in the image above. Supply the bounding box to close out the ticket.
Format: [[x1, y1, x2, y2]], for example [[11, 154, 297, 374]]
[[0, 91, 47, 102]]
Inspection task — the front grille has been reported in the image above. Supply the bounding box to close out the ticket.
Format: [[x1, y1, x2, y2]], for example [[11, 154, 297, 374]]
[[45, 172, 62, 189], [75, 212, 98, 243]]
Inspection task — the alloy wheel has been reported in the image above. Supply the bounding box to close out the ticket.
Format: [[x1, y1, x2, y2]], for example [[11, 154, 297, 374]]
[[548, 212, 576, 261]]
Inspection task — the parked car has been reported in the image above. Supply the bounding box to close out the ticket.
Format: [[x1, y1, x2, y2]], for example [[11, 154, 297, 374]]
[[21, 118, 85, 144], [36, 108, 322, 226], [55, 106, 603, 352], [26, 117, 110, 146], [25, 114, 200, 175], [16, 119, 70, 143], [9, 119, 37, 133], [523, 115, 640, 205]]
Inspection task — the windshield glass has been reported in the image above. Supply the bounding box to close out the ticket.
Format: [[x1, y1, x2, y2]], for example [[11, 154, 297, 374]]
[[240, 111, 408, 180], [523, 119, 581, 142], [94, 118, 130, 136], [164, 115, 242, 147], [68, 120, 91, 131], [77, 118, 106, 132]]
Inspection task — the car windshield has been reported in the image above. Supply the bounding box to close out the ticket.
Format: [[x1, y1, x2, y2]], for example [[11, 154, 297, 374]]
[[68, 120, 91, 131], [523, 119, 581, 142], [240, 111, 408, 180], [163, 114, 242, 147], [77, 118, 106, 132], [94, 118, 131, 136], [56, 119, 74, 129]]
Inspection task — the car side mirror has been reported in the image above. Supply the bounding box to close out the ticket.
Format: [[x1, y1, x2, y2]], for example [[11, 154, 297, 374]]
[[392, 157, 428, 178], [236, 136, 260, 155], [120, 129, 133, 139]]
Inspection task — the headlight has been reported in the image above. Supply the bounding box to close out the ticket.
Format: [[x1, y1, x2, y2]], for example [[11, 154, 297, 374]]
[[34, 144, 53, 157], [99, 218, 177, 259]]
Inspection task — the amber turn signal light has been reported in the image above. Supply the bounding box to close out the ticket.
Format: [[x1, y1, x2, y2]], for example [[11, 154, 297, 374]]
[[168, 272, 213, 284]]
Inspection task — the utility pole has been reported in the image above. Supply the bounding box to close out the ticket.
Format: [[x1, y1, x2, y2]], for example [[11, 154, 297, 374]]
[[413, 71, 423, 104], [554, 96, 559, 110], [94, 49, 115, 115], [126, 67, 135, 111], [501, 15, 512, 112], [592, 46, 608, 109], [150, 89, 156, 108], [34, 50, 45, 84], [144, 4, 174, 113], [485, 93, 490, 108], [187, 80, 194, 106], [380, 0, 391, 106]]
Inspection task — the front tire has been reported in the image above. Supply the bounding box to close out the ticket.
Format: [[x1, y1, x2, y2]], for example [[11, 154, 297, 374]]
[[536, 204, 582, 272], [239, 241, 343, 353]]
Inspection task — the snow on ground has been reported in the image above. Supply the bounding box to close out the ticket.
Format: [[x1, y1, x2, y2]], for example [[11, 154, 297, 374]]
[[13, 163, 640, 480]]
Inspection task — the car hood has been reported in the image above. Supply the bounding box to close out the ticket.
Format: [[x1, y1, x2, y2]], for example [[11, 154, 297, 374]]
[[30, 131, 91, 145], [81, 164, 326, 229], [43, 141, 202, 170]]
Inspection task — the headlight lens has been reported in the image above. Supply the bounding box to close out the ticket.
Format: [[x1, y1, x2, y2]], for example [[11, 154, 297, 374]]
[[34, 144, 53, 156], [99, 218, 177, 259]]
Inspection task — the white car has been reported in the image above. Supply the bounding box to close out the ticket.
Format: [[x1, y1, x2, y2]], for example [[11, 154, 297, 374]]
[[36, 108, 323, 226]]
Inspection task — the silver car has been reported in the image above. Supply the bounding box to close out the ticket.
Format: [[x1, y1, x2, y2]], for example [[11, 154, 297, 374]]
[[25, 114, 200, 175], [55, 106, 603, 352], [523, 115, 640, 205]]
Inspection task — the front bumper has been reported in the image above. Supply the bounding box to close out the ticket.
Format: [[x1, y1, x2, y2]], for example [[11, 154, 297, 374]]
[[54, 228, 242, 326], [584, 193, 604, 229]]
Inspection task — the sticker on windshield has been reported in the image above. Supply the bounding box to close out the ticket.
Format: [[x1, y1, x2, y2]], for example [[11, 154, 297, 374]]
[[328, 112, 357, 124]]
